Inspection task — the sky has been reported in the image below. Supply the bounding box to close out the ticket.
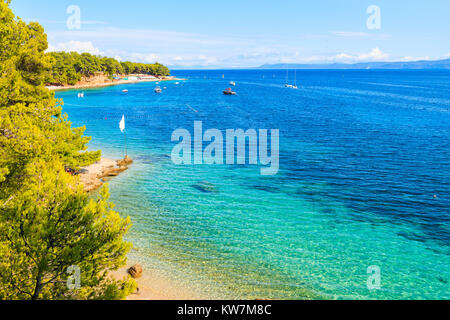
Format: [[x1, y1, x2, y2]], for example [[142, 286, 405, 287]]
[[11, 0, 450, 68]]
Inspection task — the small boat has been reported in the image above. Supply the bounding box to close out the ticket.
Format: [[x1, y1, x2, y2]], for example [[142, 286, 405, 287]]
[[77, 92, 85, 98], [122, 89, 128, 93], [155, 86, 162, 93], [229, 81, 236, 86], [285, 69, 298, 88], [175, 82, 180, 85], [223, 88, 236, 95]]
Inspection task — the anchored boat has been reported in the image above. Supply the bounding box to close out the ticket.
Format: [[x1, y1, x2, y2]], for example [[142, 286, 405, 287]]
[[223, 88, 236, 95]]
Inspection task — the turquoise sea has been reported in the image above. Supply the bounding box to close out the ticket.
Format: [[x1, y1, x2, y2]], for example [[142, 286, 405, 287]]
[[57, 70, 450, 299]]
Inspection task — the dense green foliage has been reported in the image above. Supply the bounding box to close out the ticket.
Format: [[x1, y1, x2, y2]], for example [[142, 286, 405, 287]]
[[120, 60, 170, 77], [0, 0, 135, 299], [47, 51, 171, 86], [0, 162, 136, 299]]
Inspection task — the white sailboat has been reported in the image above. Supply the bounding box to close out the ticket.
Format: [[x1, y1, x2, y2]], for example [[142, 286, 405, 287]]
[[292, 69, 298, 89], [285, 69, 290, 87], [285, 68, 298, 89], [119, 115, 127, 156]]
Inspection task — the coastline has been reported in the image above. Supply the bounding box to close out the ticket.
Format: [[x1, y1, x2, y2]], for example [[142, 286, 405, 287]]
[[111, 263, 208, 300], [63, 79, 205, 299], [47, 76, 186, 91], [78, 157, 210, 300], [78, 157, 133, 192]]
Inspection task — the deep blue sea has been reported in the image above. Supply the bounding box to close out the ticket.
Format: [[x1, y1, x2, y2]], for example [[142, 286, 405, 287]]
[[57, 70, 450, 299]]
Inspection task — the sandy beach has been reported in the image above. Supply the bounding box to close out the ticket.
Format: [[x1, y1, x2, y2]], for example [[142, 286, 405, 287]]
[[47, 76, 186, 91], [111, 265, 207, 300]]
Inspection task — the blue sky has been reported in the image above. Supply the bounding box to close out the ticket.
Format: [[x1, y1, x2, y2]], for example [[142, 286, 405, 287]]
[[11, 0, 450, 68]]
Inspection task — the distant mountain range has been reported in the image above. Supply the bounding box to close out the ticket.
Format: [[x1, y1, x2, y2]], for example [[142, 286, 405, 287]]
[[259, 58, 450, 70]]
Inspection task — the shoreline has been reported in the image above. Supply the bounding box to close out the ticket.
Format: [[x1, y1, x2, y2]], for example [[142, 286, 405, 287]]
[[79, 158, 210, 300], [78, 156, 133, 192], [66, 72, 207, 299], [111, 263, 208, 300], [47, 77, 186, 91]]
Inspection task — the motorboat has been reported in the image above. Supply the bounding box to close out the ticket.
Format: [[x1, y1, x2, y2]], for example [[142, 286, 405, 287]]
[[223, 88, 236, 95]]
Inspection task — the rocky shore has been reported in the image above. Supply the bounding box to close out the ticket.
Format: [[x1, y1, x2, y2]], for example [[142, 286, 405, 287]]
[[79, 156, 133, 192]]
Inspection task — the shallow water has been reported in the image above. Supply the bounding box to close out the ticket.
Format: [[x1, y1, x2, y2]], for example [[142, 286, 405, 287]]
[[58, 70, 450, 299]]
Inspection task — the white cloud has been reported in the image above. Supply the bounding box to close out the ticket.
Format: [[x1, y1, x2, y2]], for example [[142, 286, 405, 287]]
[[48, 27, 246, 47], [124, 52, 219, 67], [273, 48, 390, 64], [45, 26, 397, 67], [332, 31, 370, 37], [352, 47, 389, 61], [42, 21, 445, 68], [301, 48, 390, 63], [126, 53, 160, 63], [47, 40, 102, 55], [400, 56, 432, 62]]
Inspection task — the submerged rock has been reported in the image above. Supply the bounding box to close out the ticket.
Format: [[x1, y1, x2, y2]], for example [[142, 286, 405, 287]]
[[192, 181, 217, 193], [251, 184, 281, 193]]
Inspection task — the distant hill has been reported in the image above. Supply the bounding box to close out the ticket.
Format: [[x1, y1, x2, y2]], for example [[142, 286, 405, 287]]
[[259, 58, 450, 70]]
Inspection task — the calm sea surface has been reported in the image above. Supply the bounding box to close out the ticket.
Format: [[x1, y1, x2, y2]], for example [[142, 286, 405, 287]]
[[57, 70, 450, 299]]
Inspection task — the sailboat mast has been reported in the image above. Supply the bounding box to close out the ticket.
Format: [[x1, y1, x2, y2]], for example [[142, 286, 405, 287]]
[[125, 131, 127, 156]]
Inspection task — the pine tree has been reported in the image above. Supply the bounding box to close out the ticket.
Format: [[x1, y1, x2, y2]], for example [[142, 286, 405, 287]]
[[0, 161, 135, 299], [0, 0, 101, 199], [0, 0, 135, 299]]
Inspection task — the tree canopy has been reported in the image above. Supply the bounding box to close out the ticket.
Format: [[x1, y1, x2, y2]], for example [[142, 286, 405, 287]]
[[47, 51, 171, 86], [0, 0, 135, 299]]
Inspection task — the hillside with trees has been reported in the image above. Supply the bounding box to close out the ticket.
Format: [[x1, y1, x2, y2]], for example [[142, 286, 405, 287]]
[[46, 51, 171, 86]]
